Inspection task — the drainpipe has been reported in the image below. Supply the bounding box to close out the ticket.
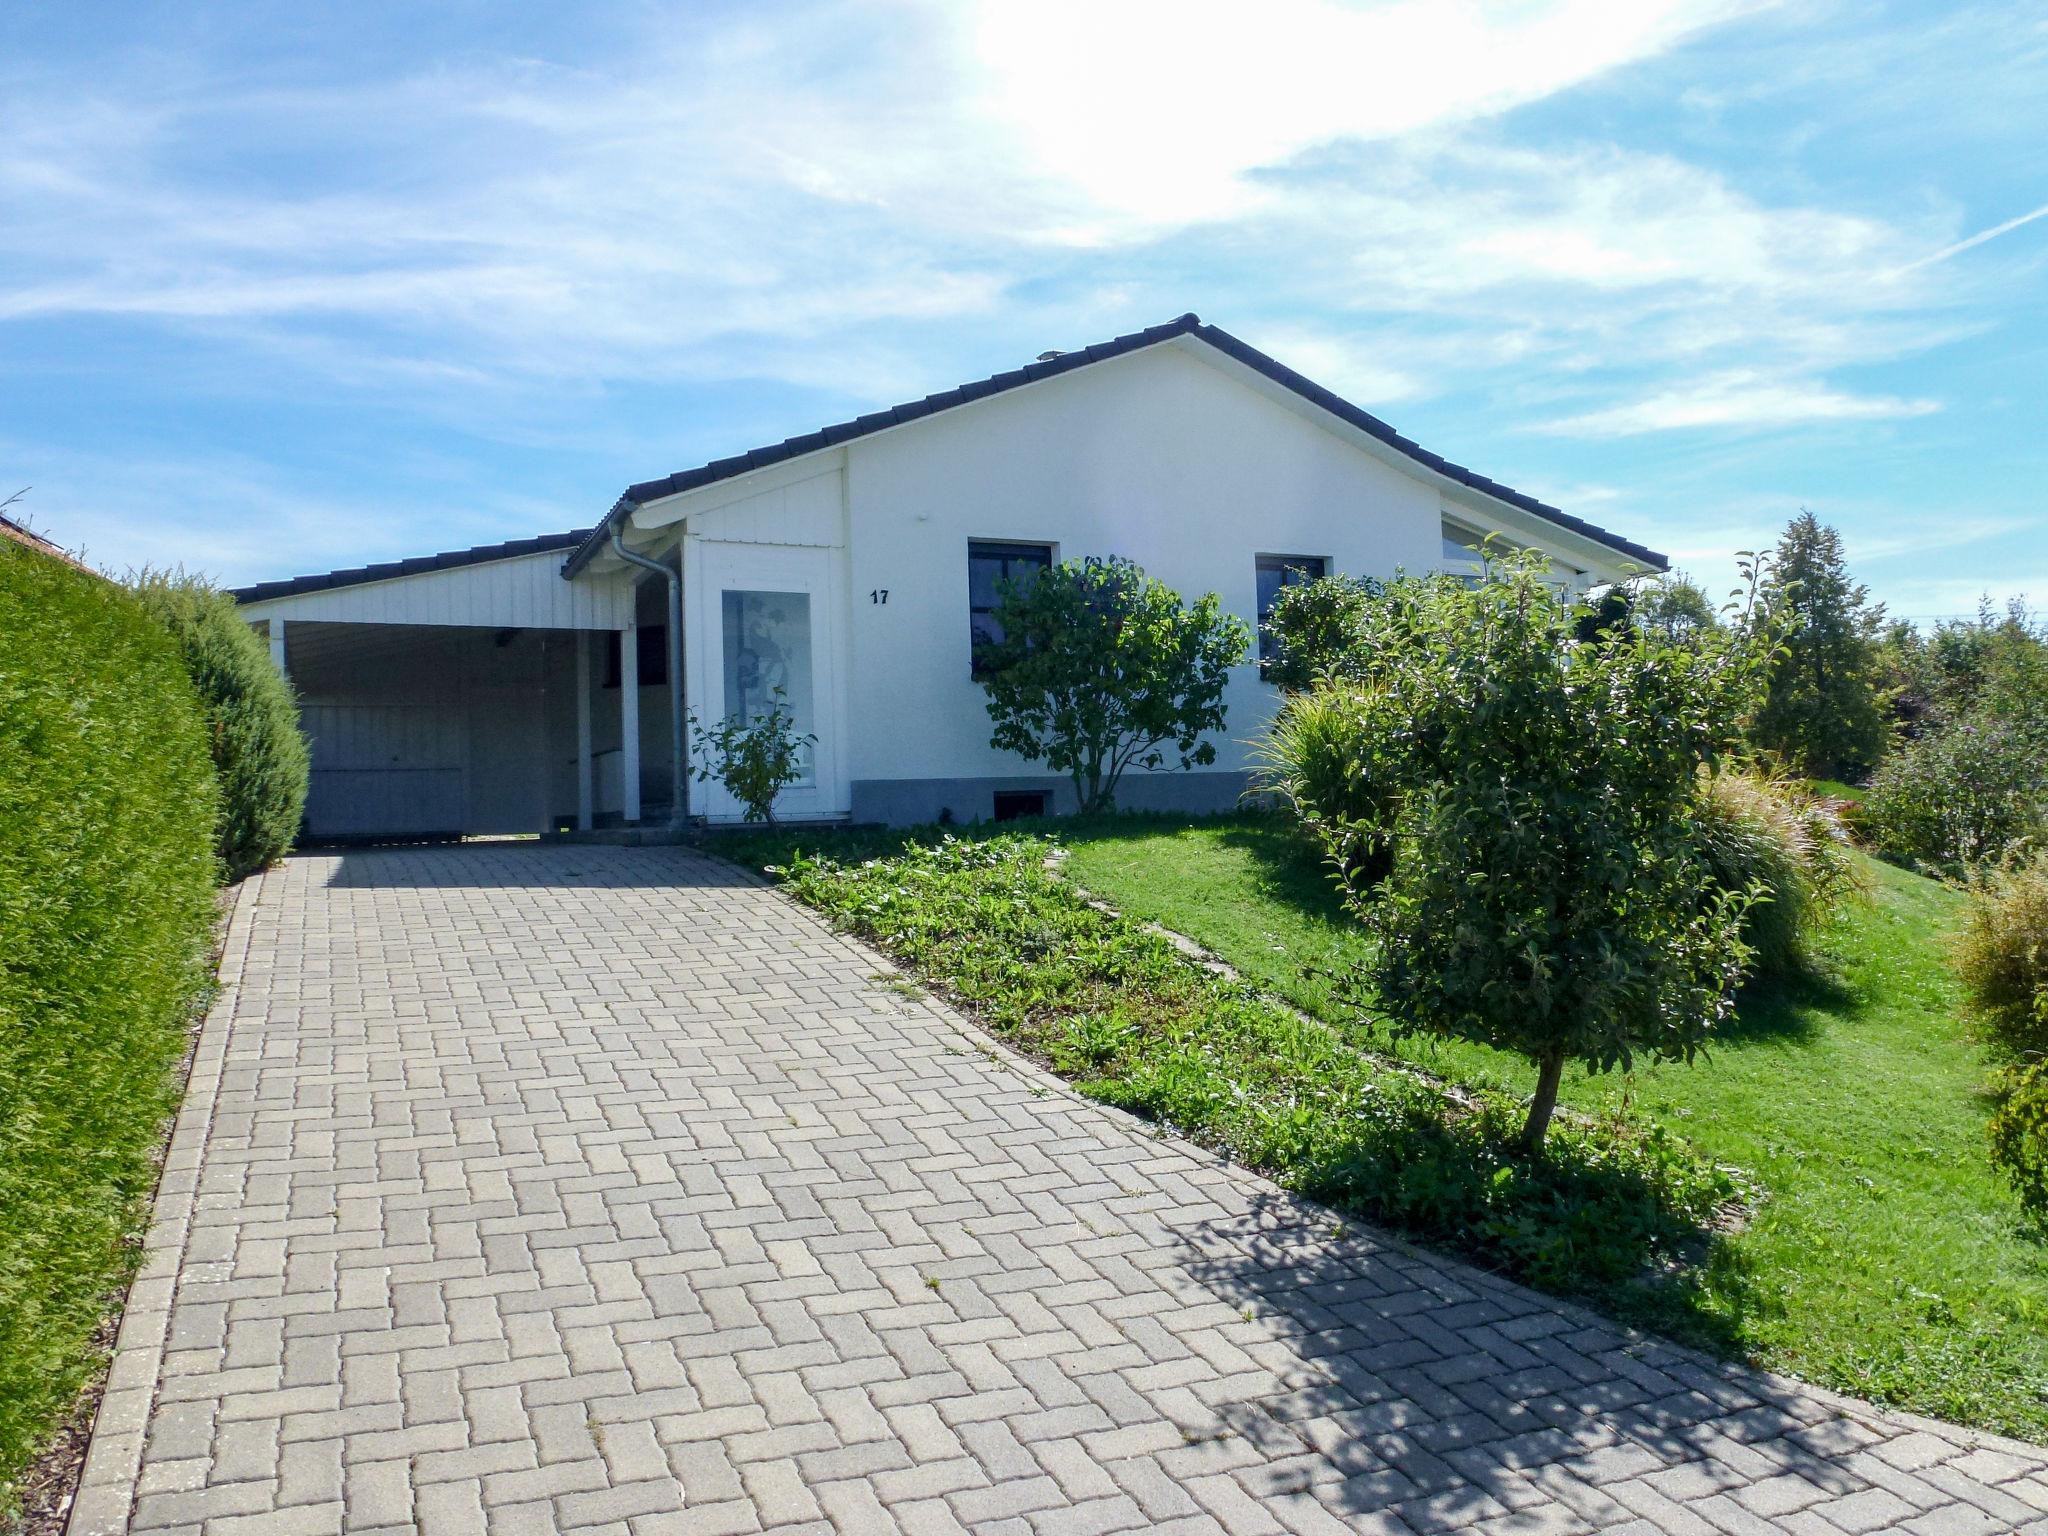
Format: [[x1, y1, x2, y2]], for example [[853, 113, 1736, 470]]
[[610, 530, 689, 829]]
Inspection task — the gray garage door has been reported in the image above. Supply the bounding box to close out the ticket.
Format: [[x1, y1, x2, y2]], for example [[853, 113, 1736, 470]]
[[302, 703, 466, 838]]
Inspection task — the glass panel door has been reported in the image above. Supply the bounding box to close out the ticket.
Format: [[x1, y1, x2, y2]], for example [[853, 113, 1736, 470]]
[[720, 589, 815, 785]]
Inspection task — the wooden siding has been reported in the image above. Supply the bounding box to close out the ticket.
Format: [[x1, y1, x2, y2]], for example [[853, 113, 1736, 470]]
[[239, 551, 633, 630], [685, 467, 845, 548]]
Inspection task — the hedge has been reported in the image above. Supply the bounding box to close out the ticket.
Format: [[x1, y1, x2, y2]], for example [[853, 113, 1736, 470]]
[[0, 543, 220, 1513], [133, 571, 309, 881]]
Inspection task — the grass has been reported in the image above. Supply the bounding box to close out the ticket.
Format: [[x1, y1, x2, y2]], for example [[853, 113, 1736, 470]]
[[716, 810, 2048, 1443]]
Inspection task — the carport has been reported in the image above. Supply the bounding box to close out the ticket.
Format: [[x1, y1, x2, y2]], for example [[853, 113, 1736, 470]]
[[234, 533, 677, 840]]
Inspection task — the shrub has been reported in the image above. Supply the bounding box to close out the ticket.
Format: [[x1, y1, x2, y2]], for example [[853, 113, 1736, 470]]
[[1955, 857, 2048, 1063], [1989, 1059, 2048, 1234], [1692, 770, 1855, 980], [1284, 551, 1773, 1152], [1261, 573, 1382, 690], [130, 570, 308, 882], [1633, 573, 1725, 647], [0, 544, 219, 1510], [1858, 712, 2045, 875], [690, 690, 815, 823], [1251, 685, 1395, 891], [979, 556, 1251, 813]]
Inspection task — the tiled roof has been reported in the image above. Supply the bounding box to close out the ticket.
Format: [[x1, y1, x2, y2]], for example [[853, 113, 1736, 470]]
[[229, 530, 590, 605], [230, 314, 1667, 606], [561, 312, 1667, 576]]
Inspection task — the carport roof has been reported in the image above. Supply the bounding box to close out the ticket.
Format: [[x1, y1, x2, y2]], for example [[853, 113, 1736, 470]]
[[229, 530, 591, 606]]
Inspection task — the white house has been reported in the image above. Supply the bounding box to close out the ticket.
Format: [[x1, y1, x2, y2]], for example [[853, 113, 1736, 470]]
[[232, 314, 1666, 838]]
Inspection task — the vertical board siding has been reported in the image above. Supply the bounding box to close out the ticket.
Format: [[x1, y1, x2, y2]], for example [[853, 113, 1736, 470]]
[[239, 552, 632, 630], [686, 467, 844, 548]]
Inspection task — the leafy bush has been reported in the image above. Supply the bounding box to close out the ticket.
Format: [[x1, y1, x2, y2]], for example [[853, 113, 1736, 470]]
[[978, 556, 1250, 813], [691, 689, 815, 823], [1632, 573, 1725, 646], [1988, 1059, 2048, 1234], [777, 834, 1743, 1297], [1858, 712, 2045, 875], [132, 570, 308, 881], [1278, 551, 1773, 1151], [1692, 770, 1855, 980], [1956, 857, 2048, 1063], [0, 544, 219, 1511], [1261, 572, 1382, 690]]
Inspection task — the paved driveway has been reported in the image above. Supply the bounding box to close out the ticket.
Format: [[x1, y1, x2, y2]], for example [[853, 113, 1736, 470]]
[[72, 844, 2048, 1535]]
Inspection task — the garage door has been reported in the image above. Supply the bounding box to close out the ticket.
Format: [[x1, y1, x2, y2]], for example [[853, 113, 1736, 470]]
[[302, 704, 465, 838]]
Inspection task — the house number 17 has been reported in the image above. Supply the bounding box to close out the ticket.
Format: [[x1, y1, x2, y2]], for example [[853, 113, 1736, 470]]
[[870, 589, 889, 604]]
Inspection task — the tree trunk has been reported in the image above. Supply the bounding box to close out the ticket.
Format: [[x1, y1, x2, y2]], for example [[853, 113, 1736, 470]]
[[1521, 1051, 1566, 1156]]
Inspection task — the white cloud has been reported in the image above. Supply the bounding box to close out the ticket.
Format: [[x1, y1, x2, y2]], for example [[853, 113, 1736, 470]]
[[1534, 370, 1940, 436], [0, 0, 1818, 382], [965, 0, 1765, 240], [0, 0, 2015, 546]]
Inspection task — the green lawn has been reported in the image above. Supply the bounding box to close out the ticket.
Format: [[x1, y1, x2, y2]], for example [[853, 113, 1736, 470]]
[[719, 809, 2048, 1442], [1809, 778, 1869, 802]]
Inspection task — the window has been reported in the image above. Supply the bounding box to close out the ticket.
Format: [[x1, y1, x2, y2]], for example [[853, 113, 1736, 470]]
[[1441, 522, 1581, 593], [1442, 526, 1484, 566], [1255, 554, 1329, 667], [721, 589, 815, 785], [968, 540, 1053, 676], [603, 625, 668, 688], [992, 789, 1050, 822]]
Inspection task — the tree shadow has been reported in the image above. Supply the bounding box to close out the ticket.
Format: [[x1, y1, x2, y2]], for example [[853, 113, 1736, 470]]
[[1713, 963, 1856, 1047], [1154, 1183, 1876, 1531]]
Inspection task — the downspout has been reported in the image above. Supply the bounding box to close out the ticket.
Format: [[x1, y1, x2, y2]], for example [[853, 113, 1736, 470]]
[[610, 530, 689, 829]]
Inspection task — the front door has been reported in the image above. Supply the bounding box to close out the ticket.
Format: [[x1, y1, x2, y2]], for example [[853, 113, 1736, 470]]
[[692, 543, 845, 821]]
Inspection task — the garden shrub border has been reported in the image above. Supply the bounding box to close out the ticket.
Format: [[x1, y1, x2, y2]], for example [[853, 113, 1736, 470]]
[[0, 544, 222, 1523]]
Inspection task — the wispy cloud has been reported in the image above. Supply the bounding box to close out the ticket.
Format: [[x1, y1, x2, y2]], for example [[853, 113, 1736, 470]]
[[1, 0, 2041, 600], [0, 0, 1903, 400], [1534, 369, 1940, 437], [1894, 199, 2048, 274]]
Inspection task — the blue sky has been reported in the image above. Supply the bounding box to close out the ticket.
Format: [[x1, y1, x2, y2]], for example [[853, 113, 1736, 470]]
[[2, 0, 2043, 621]]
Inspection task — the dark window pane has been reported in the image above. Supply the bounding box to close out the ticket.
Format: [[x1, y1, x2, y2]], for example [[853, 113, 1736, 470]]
[[969, 540, 1053, 677], [603, 625, 667, 687], [1255, 555, 1328, 665]]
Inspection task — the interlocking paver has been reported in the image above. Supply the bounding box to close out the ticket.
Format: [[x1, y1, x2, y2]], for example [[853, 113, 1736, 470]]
[[70, 844, 2048, 1535]]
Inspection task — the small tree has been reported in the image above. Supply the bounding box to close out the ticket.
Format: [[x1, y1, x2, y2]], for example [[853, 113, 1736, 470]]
[[979, 556, 1251, 814], [690, 691, 814, 823], [1632, 573, 1724, 647], [1750, 511, 1890, 779], [131, 569, 309, 881], [1299, 551, 1772, 1153]]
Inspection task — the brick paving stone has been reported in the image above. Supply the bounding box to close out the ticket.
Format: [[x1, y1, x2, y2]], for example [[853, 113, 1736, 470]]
[[70, 844, 2048, 1535]]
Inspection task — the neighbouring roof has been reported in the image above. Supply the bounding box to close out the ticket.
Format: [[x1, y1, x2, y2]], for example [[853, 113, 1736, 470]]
[[1, 509, 95, 573], [229, 530, 590, 606], [561, 311, 1668, 576]]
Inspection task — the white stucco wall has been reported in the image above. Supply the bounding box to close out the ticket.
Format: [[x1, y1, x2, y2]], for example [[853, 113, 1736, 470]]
[[601, 332, 1652, 823], [835, 342, 1444, 788]]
